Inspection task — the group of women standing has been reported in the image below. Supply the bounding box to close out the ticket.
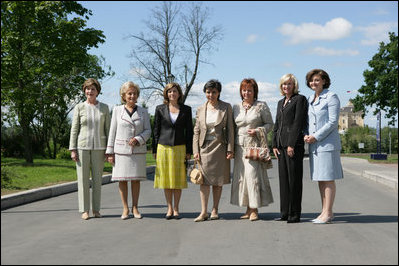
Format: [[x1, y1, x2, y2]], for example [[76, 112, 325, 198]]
[[69, 68, 343, 224]]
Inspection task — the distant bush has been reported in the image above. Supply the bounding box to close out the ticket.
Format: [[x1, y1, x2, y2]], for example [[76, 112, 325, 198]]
[[56, 148, 71, 160]]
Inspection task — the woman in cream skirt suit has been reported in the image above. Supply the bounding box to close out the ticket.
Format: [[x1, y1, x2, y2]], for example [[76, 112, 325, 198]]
[[106, 81, 151, 220], [231, 78, 274, 221], [193, 79, 234, 222]]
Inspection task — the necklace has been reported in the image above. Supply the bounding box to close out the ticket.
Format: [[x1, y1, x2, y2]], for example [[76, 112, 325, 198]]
[[242, 102, 252, 110]]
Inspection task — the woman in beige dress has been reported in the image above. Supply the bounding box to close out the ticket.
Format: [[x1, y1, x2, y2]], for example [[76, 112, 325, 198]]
[[193, 79, 234, 222], [230, 78, 274, 221]]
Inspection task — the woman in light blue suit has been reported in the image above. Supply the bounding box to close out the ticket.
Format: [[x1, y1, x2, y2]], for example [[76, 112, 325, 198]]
[[304, 69, 343, 224]]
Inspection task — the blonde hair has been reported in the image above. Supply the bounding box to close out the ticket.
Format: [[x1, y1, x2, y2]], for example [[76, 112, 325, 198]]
[[120, 81, 140, 103], [279, 73, 299, 96], [163, 82, 183, 104]]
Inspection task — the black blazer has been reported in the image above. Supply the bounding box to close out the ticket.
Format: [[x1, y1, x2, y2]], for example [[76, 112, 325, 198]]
[[272, 94, 308, 149], [152, 103, 193, 154]]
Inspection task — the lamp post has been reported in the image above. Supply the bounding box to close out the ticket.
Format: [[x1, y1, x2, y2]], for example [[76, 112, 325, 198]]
[[167, 74, 175, 83]]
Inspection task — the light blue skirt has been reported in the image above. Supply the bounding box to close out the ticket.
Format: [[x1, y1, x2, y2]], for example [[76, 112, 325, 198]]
[[309, 150, 344, 181]]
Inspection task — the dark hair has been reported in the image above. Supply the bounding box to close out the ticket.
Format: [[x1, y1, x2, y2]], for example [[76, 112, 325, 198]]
[[203, 79, 222, 100], [163, 82, 183, 104], [240, 78, 258, 100], [305, 69, 331, 89]]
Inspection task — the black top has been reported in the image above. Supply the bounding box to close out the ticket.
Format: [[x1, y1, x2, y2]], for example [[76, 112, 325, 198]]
[[152, 103, 193, 154], [272, 94, 308, 148], [124, 106, 138, 117]]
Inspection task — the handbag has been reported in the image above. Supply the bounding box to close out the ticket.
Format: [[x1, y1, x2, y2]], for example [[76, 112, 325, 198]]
[[245, 128, 273, 169], [189, 160, 204, 185]]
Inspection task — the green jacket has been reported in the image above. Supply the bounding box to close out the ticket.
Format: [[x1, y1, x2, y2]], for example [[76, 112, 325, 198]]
[[69, 101, 111, 150]]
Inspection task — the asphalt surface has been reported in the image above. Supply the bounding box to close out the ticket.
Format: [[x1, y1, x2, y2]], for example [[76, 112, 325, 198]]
[[1, 157, 398, 265]]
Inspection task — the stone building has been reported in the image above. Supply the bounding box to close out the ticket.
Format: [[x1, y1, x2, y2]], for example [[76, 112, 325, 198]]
[[338, 100, 364, 132]]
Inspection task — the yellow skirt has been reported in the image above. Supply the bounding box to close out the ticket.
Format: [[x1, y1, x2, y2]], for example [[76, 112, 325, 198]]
[[154, 144, 188, 189]]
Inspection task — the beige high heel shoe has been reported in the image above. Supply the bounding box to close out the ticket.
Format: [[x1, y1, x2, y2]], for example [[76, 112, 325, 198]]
[[194, 213, 209, 222], [249, 209, 259, 221], [81, 211, 89, 220], [240, 207, 251, 219]]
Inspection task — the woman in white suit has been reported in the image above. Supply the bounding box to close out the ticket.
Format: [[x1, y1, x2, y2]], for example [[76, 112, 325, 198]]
[[304, 69, 343, 224], [106, 81, 151, 220]]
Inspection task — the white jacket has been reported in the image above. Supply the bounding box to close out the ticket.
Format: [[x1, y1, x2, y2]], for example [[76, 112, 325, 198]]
[[106, 105, 151, 155]]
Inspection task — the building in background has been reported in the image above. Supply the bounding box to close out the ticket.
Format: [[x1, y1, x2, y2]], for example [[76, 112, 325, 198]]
[[339, 100, 364, 133]]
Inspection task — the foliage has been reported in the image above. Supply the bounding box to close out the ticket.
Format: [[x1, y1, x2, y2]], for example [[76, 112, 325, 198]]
[[340, 126, 398, 154], [352, 32, 398, 126], [128, 2, 223, 104], [1, 1, 114, 163], [55, 147, 72, 160]]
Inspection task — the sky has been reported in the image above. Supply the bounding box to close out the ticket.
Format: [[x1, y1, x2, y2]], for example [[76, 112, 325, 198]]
[[79, 1, 398, 128]]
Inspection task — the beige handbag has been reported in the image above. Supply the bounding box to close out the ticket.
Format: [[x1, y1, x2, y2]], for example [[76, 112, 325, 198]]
[[244, 128, 273, 169], [190, 160, 204, 185]]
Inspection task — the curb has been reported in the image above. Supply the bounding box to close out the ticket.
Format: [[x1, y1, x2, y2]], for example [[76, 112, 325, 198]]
[[342, 167, 398, 191], [362, 170, 398, 191], [1, 166, 156, 210]]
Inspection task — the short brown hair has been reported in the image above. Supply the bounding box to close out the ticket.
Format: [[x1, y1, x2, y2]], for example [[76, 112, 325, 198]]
[[120, 81, 140, 104], [305, 69, 331, 89], [82, 78, 101, 95], [163, 82, 183, 104], [239, 78, 258, 100]]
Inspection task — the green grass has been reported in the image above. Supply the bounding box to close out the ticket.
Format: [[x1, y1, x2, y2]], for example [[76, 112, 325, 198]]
[[341, 153, 398, 164], [1, 153, 156, 196]]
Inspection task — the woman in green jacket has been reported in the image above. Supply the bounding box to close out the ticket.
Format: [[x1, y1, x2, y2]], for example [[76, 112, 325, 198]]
[[69, 78, 111, 220]]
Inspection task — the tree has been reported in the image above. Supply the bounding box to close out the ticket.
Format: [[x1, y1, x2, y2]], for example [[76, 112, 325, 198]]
[[352, 32, 398, 126], [1, 1, 113, 163], [128, 1, 223, 104]]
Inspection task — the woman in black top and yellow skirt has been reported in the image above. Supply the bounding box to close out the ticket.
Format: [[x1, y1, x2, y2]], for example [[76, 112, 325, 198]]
[[153, 83, 193, 219]]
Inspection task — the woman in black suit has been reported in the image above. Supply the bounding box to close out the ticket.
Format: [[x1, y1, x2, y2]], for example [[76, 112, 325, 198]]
[[152, 82, 193, 219], [272, 74, 308, 223]]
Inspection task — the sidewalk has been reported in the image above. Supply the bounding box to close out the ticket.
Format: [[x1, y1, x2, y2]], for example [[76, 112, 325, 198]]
[[340, 156, 398, 191], [1, 157, 397, 210]]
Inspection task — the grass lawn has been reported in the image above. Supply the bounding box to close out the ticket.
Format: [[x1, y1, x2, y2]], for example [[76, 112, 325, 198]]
[[1, 153, 156, 196], [341, 153, 398, 164]]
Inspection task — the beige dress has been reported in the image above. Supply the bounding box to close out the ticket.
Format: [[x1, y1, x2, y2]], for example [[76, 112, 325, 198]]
[[230, 101, 274, 208], [193, 100, 234, 186]]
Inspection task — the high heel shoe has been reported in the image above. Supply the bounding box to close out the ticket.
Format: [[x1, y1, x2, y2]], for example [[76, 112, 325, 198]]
[[121, 210, 130, 220], [121, 214, 130, 220], [133, 213, 142, 219], [194, 213, 209, 222], [249, 211, 259, 221], [81, 212, 90, 220], [313, 216, 333, 224], [210, 213, 219, 220], [93, 211, 102, 218]]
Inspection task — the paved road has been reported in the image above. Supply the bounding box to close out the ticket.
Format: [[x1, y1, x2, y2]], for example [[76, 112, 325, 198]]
[[1, 158, 398, 265]]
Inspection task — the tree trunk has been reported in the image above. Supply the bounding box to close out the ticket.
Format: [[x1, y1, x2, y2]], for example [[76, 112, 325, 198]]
[[21, 118, 33, 164]]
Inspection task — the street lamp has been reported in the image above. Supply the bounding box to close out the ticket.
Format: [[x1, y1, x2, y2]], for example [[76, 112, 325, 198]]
[[167, 74, 175, 83]]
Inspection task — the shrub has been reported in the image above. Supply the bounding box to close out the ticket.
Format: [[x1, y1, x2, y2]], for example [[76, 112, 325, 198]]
[[56, 148, 71, 160]]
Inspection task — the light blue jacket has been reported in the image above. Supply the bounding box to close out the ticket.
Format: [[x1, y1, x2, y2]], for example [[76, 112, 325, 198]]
[[307, 89, 341, 153]]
